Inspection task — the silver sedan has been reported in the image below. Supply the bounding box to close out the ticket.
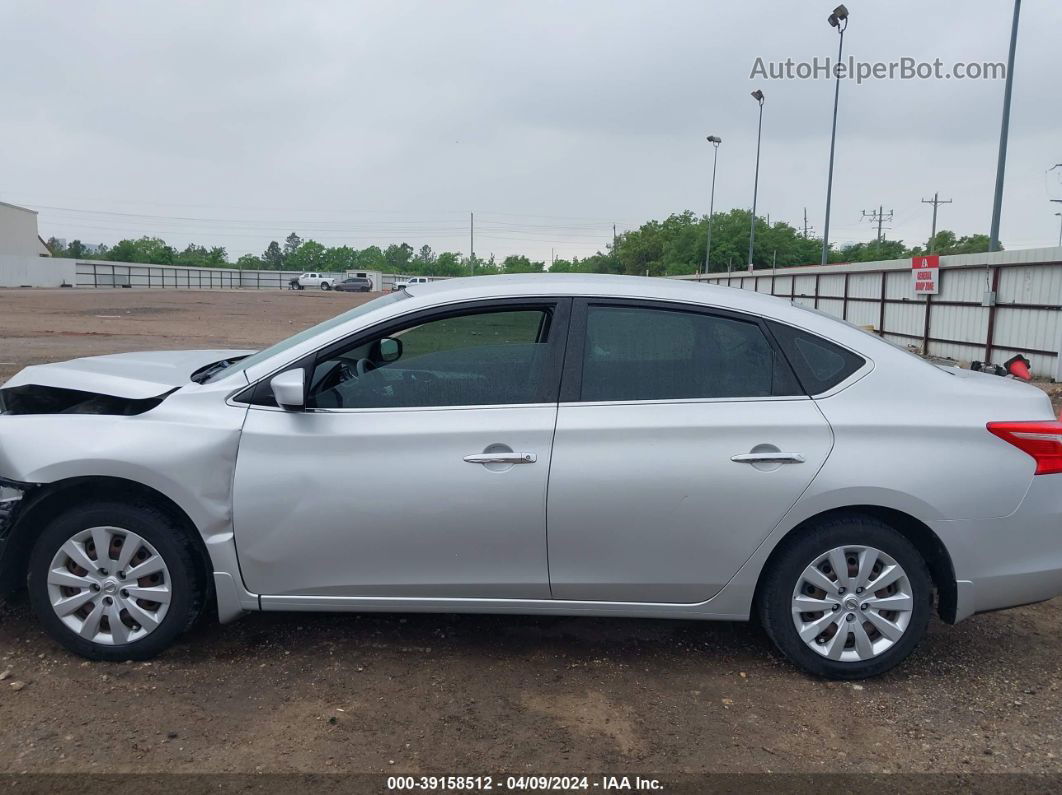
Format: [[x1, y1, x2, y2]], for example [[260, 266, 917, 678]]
[[1, 274, 1060, 678]]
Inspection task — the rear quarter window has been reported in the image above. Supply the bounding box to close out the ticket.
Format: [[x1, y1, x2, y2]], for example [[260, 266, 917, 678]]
[[768, 320, 866, 395]]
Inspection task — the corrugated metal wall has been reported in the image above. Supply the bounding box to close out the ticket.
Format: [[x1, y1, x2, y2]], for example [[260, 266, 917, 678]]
[[684, 247, 1062, 379]]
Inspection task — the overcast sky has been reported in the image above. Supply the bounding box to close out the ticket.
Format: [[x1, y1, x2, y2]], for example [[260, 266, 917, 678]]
[[2, 1, 1061, 264]]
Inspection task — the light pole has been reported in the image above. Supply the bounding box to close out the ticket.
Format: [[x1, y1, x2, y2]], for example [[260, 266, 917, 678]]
[[748, 90, 765, 270], [704, 135, 722, 274], [989, 0, 1022, 252], [821, 4, 849, 265], [1055, 212, 1062, 247]]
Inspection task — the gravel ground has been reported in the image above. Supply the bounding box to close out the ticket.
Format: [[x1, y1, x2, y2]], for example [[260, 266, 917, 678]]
[[0, 288, 1060, 778]]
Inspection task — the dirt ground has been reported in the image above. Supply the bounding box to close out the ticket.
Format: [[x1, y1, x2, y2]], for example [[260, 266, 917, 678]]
[[1, 288, 1061, 779]]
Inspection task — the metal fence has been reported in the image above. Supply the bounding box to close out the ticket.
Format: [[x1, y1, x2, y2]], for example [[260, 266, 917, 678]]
[[71, 262, 419, 292], [76, 261, 301, 290], [70, 262, 452, 292], [682, 246, 1062, 381]]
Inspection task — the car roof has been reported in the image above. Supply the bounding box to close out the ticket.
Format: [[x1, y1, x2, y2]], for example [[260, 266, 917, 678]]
[[235, 273, 917, 385], [402, 273, 914, 362], [405, 273, 786, 314]]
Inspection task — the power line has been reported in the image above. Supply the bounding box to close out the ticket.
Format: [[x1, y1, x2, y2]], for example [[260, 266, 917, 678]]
[[2, 194, 643, 227]]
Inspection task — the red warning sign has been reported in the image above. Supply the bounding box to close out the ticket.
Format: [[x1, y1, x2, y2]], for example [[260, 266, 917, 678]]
[[912, 255, 939, 295]]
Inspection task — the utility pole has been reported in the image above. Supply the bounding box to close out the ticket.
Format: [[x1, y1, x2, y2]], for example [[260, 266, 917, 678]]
[[922, 193, 953, 252], [612, 224, 617, 252], [469, 212, 475, 275], [800, 207, 816, 240], [861, 205, 894, 251]]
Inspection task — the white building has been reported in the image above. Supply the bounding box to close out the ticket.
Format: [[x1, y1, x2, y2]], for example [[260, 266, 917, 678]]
[[0, 201, 51, 257]]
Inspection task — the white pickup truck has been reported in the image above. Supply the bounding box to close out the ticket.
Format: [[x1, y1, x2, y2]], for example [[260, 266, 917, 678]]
[[392, 276, 430, 292], [296, 272, 339, 291]]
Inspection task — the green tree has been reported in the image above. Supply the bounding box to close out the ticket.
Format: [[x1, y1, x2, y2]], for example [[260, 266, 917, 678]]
[[434, 251, 465, 276], [236, 253, 264, 269], [322, 245, 357, 272], [501, 254, 544, 273], [837, 238, 909, 263], [106, 237, 175, 265], [288, 240, 327, 271], [414, 245, 436, 269], [919, 230, 996, 256], [384, 243, 414, 271], [262, 241, 284, 270], [206, 246, 228, 267], [355, 245, 386, 269], [175, 244, 209, 267], [283, 233, 302, 259]]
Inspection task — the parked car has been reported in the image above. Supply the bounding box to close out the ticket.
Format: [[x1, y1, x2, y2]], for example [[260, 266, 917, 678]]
[[392, 276, 430, 291], [334, 276, 373, 293], [296, 273, 336, 291], [2, 274, 1061, 678]]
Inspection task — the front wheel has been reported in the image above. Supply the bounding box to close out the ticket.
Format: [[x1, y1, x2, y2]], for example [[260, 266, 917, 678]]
[[758, 515, 932, 679], [320, 282, 331, 291], [27, 501, 206, 661]]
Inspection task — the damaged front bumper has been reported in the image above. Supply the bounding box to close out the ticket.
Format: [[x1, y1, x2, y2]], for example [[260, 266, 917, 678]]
[[0, 479, 36, 592], [0, 480, 30, 537]]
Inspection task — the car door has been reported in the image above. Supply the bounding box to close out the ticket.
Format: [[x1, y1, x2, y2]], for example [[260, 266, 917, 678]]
[[232, 298, 571, 599], [546, 299, 833, 603]]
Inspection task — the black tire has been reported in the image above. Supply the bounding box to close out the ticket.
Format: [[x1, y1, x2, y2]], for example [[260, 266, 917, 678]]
[[27, 501, 206, 661], [757, 514, 932, 679], [321, 282, 331, 291]]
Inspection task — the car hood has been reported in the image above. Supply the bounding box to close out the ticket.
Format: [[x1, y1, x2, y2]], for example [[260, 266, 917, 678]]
[[2, 350, 256, 399]]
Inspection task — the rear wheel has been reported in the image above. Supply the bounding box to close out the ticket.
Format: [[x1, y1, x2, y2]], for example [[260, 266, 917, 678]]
[[758, 515, 932, 679], [27, 501, 205, 661]]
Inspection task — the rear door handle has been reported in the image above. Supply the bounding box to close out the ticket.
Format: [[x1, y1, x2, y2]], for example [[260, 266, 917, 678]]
[[730, 452, 805, 464], [463, 452, 538, 464]]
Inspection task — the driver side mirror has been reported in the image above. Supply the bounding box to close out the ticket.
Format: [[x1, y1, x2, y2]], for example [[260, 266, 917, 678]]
[[270, 368, 305, 410], [373, 337, 402, 364]]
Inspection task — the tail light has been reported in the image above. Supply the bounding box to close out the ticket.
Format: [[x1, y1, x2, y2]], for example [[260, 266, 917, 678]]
[[987, 421, 1062, 475]]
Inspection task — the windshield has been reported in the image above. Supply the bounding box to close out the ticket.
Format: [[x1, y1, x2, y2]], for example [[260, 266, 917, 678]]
[[204, 291, 409, 383]]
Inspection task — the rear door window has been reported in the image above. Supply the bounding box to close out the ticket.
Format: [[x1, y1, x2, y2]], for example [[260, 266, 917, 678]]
[[576, 304, 801, 402]]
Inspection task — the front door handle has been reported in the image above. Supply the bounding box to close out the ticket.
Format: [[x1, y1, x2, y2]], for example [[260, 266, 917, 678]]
[[464, 452, 537, 465], [730, 452, 805, 464]]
